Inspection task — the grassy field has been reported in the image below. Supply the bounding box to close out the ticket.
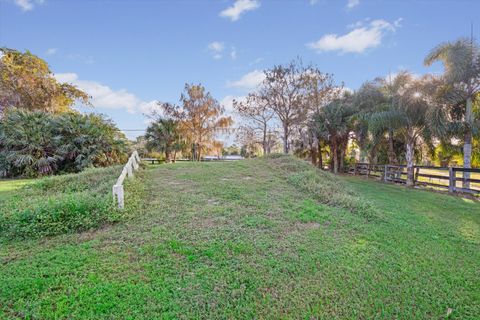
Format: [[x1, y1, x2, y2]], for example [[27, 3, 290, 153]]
[[1, 157, 479, 319], [0, 166, 144, 239], [0, 179, 34, 201]]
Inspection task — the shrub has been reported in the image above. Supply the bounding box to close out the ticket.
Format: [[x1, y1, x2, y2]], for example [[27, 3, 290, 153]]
[[0, 109, 129, 177]]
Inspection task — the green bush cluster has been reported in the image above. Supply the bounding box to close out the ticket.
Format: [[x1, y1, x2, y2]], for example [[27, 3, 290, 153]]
[[0, 166, 144, 240], [0, 109, 129, 178], [267, 155, 380, 219]]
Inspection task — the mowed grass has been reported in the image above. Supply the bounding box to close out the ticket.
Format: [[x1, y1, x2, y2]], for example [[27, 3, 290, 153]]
[[0, 179, 35, 201], [0, 166, 144, 239], [1, 157, 479, 319]]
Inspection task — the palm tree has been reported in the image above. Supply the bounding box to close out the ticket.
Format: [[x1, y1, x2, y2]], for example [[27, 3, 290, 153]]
[[352, 79, 390, 163], [0, 109, 59, 176], [53, 113, 128, 171], [424, 38, 480, 188], [369, 72, 445, 186], [312, 94, 355, 174], [145, 118, 182, 163]]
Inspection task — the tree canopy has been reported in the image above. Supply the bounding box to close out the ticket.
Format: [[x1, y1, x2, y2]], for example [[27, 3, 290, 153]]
[[160, 83, 233, 161], [0, 48, 89, 116]]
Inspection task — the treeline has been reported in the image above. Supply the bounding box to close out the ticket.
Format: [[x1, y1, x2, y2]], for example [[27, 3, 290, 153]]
[[234, 38, 480, 187], [137, 84, 232, 162], [0, 48, 129, 177]]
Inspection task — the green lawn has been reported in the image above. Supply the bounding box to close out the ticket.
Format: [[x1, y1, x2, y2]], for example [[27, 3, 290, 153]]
[[1, 157, 479, 319], [0, 179, 34, 201]]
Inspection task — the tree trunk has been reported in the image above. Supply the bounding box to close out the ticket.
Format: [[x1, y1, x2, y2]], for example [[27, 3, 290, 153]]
[[262, 123, 268, 156], [173, 150, 177, 163], [282, 125, 289, 154], [406, 139, 415, 187], [387, 130, 397, 164], [317, 141, 323, 169], [463, 97, 473, 189], [310, 146, 317, 166], [339, 145, 346, 173], [165, 149, 171, 163], [332, 139, 338, 174], [309, 134, 317, 166]]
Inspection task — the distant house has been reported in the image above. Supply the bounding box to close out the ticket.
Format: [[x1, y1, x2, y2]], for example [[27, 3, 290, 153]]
[[223, 155, 244, 161], [203, 155, 244, 161]]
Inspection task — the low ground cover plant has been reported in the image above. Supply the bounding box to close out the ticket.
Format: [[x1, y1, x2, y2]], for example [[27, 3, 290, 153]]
[[0, 166, 144, 240]]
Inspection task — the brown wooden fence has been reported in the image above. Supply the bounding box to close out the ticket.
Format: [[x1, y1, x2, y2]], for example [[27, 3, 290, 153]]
[[350, 163, 480, 195]]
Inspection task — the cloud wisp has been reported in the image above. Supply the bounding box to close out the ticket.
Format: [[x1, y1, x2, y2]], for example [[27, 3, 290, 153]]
[[45, 48, 57, 55], [14, 0, 44, 11], [307, 18, 402, 54], [227, 70, 265, 90], [207, 41, 225, 60], [220, 0, 260, 22], [346, 0, 360, 10]]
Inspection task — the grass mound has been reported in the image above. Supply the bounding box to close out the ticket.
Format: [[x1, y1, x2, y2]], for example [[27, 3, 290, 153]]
[[0, 166, 144, 240], [1, 160, 479, 318], [266, 155, 379, 219]]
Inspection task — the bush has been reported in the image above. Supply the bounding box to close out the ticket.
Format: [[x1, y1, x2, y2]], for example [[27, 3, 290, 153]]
[[0, 166, 144, 240], [267, 155, 380, 220], [0, 109, 129, 177]]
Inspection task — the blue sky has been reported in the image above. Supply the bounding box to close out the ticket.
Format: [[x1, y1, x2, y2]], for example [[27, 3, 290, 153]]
[[1, 0, 479, 141]]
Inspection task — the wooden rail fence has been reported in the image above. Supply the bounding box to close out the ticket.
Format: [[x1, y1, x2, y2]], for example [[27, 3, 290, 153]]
[[351, 163, 480, 195], [113, 150, 141, 209]]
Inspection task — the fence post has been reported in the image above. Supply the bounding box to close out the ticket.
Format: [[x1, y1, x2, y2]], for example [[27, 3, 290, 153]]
[[448, 167, 455, 193], [354, 164, 358, 175], [367, 165, 371, 178], [116, 185, 124, 209], [384, 165, 388, 181], [127, 160, 134, 178], [132, 156, 139, 170], [414, 167, 420, 185]]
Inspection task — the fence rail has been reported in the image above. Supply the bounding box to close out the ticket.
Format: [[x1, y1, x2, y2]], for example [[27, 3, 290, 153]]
[[351, 163, 480, 195], [113, 151, 141, 209]]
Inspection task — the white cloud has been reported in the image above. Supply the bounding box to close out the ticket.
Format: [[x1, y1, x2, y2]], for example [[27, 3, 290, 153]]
[[221, 95, 245, 113], [220, 0, 260, 22], [309, 0, 319, 5], [227, 70, 265, 90], [230, 47, 237, 60], [346, 0, 359, 9], [46, 48, 57, 55], [208, 41, 225, 59], [54, 73, 157, 114], [208, 41, 224, 52], [54, 73, 77, 83], [14, 0, 44, 11], [249, 57, 264, 65], [14, 0, 33, 11], [307, 19, 401, 54], [393, 18, 403, 28], [220, 95, 247, 126]]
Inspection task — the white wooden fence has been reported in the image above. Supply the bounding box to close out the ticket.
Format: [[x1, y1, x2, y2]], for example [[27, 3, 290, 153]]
[[113, 150, 141, 209]]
